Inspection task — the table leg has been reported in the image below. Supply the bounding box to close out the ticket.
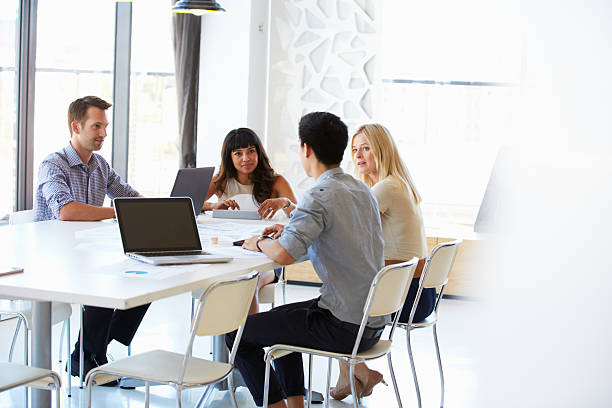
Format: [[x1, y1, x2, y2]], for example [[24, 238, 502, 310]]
[[213, 334, 246, 390], [213, 334, 229, 390], [32, 300, 52, 407]]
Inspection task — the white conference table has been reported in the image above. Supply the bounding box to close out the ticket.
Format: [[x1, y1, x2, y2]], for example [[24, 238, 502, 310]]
[[0, 216, 278, 407]]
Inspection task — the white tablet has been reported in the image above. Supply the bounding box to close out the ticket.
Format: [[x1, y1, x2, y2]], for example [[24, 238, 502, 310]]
[[212, 209, 261, 220]]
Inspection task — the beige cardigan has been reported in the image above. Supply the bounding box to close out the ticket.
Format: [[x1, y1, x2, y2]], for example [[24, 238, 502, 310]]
[[372, 176, 427, 261]]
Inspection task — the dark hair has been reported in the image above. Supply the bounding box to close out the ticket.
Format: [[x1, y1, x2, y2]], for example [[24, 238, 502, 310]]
[[298, 112, 348, 165], [68, 96, 111, 135], [215, 128, 276, 205]]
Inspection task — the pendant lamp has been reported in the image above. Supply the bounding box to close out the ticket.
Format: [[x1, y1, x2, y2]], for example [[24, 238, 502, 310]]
[[172, 0, 225, 16]]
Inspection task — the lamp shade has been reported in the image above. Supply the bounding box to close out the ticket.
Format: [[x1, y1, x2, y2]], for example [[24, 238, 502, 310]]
[[172, 0, 225, 16]]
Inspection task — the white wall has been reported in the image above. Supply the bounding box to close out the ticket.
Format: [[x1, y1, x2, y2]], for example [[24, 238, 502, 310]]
[[196, 0, 269, 170], [471, 1, 612, 405]]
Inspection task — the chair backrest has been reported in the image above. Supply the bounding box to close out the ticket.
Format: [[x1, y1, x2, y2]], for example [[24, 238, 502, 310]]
[[422, 240, 462, 289], [400, 240, 462, 326], [366, 258, 419, 317], [178, 271, 259, 385], [192, 271, 259, 337], [9, 210, 35, 225], [350, 258, 418, 357]]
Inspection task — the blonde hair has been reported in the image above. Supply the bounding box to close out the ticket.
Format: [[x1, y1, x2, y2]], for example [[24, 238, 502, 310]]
[[351, 124, 422, 204]]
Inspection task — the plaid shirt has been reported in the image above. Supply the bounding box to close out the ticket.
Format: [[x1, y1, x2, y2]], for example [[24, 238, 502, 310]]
[[35, 143, 139, 221]]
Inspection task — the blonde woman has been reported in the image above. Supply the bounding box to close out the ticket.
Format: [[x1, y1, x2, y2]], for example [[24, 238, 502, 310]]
[[330, 124, 436, 400]]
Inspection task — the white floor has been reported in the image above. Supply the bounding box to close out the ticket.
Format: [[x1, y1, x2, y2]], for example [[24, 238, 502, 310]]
[[0, 284, 479, 407]]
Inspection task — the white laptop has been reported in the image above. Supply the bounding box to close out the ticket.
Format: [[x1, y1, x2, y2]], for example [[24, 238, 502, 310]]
[[114, 197, 232, 265], [212, 209, 261, 220]]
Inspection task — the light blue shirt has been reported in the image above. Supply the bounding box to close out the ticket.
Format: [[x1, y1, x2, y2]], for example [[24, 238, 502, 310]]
[[35, 143, 139, 221], [278, 167, 386, 327]]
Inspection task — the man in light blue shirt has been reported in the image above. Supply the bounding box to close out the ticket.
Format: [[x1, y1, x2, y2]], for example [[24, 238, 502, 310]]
[[35, 96, 147, 385], [227, 112, 385, 408]]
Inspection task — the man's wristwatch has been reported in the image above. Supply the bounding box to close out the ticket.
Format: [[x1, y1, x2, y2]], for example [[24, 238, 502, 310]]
[[282, 198, 291, 209], [256, 234, 274, 252]]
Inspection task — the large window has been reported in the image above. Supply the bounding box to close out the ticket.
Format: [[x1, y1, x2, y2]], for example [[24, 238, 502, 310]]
[[0, 1, 19, 221], [2, 1, 181, 219], [33, 0, 115, 183], [128, 0, 179, 197], [377, 0, 521, 227]]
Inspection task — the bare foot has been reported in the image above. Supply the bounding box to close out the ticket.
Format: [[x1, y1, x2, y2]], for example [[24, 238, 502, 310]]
[[358, 369, 387, 397], [330, 377, 364, 401]]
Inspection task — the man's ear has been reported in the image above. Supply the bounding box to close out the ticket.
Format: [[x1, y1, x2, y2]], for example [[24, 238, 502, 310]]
[[302, 142, 311, 158], [71, 120, 80, 135]]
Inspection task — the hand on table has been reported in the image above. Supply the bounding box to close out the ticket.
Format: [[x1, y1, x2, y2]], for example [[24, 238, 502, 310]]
[[242, 236, 259, 252], [261, 224, 284, 239], [213, 199, 240, 210], [242, 224, 284, 252], [258, 198, 289, 219]]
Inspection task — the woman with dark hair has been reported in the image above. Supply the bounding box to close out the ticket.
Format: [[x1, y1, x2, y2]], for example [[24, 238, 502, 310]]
[[203, 128, 297, 313], [203, 128, 296, 218]]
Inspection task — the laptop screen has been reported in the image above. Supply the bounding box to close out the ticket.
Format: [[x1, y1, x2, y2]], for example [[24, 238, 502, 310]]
[[114, 197, 202, 253], [170, 167, 214, 217]]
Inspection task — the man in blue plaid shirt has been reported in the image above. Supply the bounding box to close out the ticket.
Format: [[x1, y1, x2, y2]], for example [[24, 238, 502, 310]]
[[35, 96, 148, 385]]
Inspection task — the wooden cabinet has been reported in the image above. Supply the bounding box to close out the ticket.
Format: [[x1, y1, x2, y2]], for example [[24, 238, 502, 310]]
[[285, 229, 487, 298]]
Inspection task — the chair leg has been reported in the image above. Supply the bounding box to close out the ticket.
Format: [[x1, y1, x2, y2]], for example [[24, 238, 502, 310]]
[[263, 355, 273, 408], [8, 316, 24, 362], [80, 305, 85, 389], [281, 266, 287, 305], [228, 369, 239, 408], [59, 319, 66, 363], [145, 380, 150, 408], [190, 297, 195, 323], [349, 363, 359, 408], [387, 353, 404, 408], [67, 317, 72, 397], [23, 321, 30, 367], [51, 373, 61, 408], [433, 324, 445, 408], [307, 354, 313, 408], [176, 387, 182, 408], [22, 317, 29, 408], [190, 297, 198, 357], [406, 329, 422, 408], [325, 357, 332, 408], [87, 372, 96, 408]]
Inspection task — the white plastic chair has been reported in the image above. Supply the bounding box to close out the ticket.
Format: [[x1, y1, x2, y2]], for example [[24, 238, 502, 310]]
[[2, 210, 73, 396], [263, 258, 419, 408], [0, 362, 62, 407], [190, 266, 286, 318], [397, 239, 462, 408], [191, 266, 285, 361], [86, 271, 260, 408]]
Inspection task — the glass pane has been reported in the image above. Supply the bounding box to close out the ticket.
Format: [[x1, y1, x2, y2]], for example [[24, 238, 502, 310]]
[[378, 0, 522, 227], [378, 82, 520, 227], [379, 0, 521, 83], [33, 0, 115, 186], [129, 0, 179, 197], [0, 1, 19, 221]]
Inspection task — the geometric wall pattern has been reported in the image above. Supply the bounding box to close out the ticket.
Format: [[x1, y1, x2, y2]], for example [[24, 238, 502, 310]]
[[266, 0, 378, 193]]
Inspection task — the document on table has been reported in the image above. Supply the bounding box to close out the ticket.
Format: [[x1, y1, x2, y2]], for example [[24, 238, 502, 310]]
[[97, 259, 211, 280], [73, 224, 122, 251], [197, 222, 268, 244]]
